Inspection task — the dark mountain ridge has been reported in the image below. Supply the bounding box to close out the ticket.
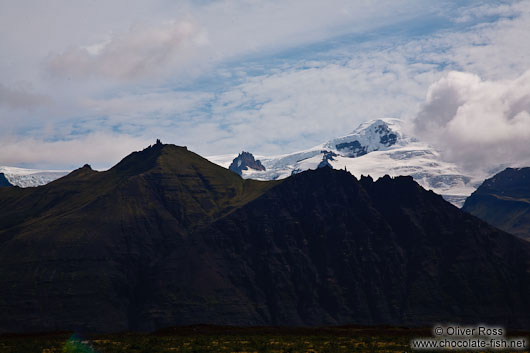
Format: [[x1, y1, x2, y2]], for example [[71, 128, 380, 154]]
[[0, 144, 529, 333], [463, 167, 530, 241]]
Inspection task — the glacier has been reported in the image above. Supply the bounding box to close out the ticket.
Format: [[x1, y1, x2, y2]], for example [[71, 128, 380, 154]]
[[208, 119, 485, 207], [0, 166, 69, 188]]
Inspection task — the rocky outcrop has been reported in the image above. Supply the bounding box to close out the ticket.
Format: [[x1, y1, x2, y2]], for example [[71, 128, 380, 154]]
[[317, 150, 337, 169], [335, 140, 367, 157], [229, 151, 266, 175]]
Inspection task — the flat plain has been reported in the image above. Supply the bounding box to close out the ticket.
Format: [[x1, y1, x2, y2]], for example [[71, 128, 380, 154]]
[[1, 326, 529, 353]]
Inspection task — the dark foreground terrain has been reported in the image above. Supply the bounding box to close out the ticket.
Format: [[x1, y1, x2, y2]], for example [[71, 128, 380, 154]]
[[3, 326, 528, 353]]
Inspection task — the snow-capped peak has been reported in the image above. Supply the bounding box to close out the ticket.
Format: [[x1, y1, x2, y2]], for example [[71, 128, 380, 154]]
[[207, 118, 484, 207], [349, 118, 403, 135], [323, 118, 407, 157]]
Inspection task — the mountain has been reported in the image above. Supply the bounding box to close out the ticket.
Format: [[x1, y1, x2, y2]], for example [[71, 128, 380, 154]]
[[463, 167, 530, 241], [229, 151, 266, 175], [0, 166, 69, 187], [210, 119, 482, 207], [0, 143, 277, 333], [0, 143, 529, 333], [0, 173, 13, 187]]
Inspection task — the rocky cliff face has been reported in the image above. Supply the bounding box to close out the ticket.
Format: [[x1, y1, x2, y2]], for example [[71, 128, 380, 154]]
[[0, 144, 529, 333], [229, 151, 266, 175], [463, 167, 530, 241]]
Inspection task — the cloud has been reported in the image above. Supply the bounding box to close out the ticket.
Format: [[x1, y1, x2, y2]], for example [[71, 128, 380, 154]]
[[204, 56, 437, 155], [195, 0, 429, 58], [0, 83, 50, 110], [81, 90, 213, 121], [2, 0, 530, 169], [418, 0, 530, 80], [0, 133, 151, 170], [188, 0, 530, 157], [41, 0, 430, 83], [452, 3, 520, 23], [413, 70, 530, 172], [47, 21, 205, 80]]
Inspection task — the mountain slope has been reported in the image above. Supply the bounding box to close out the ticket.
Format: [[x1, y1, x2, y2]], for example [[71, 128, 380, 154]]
[[0, 144, 529, 333], [0, 143, 276, 333], [209, 119, 481, 207], [463, 167, 530, 241]]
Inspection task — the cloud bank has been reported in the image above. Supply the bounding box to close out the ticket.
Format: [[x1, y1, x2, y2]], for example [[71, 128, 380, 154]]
[[0, 133, 151, 170], [47, 21, 205, 81], [2, 0, 530, 170], [414, 70, 530, 172], [0, 84, 50, 110]]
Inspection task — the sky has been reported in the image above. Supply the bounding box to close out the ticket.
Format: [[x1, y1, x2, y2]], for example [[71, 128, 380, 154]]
[[1, 0, 530, 172]]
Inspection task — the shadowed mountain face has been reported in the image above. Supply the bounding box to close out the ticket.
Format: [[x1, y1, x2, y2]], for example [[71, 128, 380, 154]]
[[463, 167, 530, 241], [0, 144, 529, 333], [0, 173, 12, 187]]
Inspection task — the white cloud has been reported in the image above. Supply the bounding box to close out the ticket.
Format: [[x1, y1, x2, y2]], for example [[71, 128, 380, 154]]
[[0, 83, 50, 110], [2, 0, 530, 170], [204, 57, 437, 155], [452, 3, 519, 23], [0, 133, 151, 170], [195, 0, 429, 59], [47, 21, 205, 80], [2, 0, 430, 85], [81, 90, 213, 120], [413, 70, 530, 172], [415, 1, 530, 80]]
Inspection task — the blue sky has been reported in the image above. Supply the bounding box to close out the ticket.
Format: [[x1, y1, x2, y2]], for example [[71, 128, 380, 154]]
[[1, 0, 530, 170]]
